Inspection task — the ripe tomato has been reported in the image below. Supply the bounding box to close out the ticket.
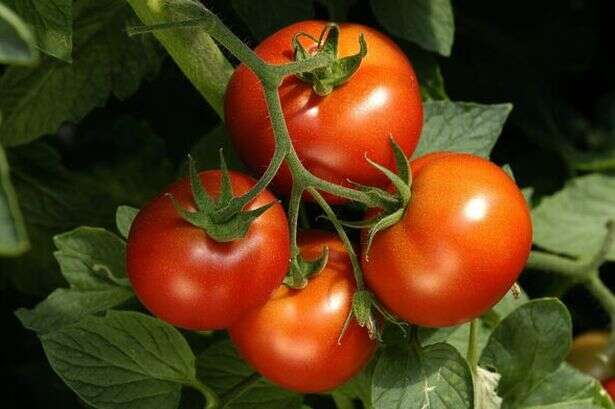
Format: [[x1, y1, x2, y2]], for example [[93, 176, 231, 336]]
[[225, 20, 423, 203], [127, 170, 289, 330], [603, 378, 615, 400], [229, 230, 377, 393], [362, 152, 532, 327], [568, 331, 614, 380]]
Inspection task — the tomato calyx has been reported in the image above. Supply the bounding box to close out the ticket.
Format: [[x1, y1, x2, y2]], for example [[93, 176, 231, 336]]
[[284, 245, 330, 289], [342, 138, 413, 257], [293, 23, 367, 96], [168, 154, 276, 242]]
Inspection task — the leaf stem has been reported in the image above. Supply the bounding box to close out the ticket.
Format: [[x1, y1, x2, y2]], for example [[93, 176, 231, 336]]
[[189, 378, 221, 409], [467, 319, 479, 372], [585, 272, 615, 321], [219, 373, 262, 408]]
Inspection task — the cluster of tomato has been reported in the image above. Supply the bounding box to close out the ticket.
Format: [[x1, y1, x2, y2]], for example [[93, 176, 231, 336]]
[[126, 21, 533, 393]]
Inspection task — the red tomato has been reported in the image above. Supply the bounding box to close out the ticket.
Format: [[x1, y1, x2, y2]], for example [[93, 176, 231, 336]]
[[127, 170, 290, 330], [603, 378, 615, 399], [225, 20, 423, 203], [229, 230, 377, 392], [362, 153, 532, 327]]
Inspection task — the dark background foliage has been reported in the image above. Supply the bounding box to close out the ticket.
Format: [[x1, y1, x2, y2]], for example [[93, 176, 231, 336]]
[[1, 0, 614, 407]]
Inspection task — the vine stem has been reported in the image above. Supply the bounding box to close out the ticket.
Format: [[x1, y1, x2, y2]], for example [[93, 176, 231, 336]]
[[219, 373, 262, 408], [188, 378, 221, 409], [526, 220, 615, 319]]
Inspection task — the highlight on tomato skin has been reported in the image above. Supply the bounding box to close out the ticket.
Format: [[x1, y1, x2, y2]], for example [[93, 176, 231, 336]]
[[362, 152, 533, 328], [126, 170, 290, 331], [229, 230, 377, 393], [224, 20, 423, 204]]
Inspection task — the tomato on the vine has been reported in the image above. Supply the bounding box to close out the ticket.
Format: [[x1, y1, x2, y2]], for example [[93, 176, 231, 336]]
[[126, 170, 290, 330], [229, 230, 377, 393], [362, 152, 532, 327], [225, 20, 423, 203]]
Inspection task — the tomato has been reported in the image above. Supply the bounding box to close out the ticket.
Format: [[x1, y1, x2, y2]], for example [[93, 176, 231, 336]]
[[362, 152, 532, 327], [568, 331, 614, 380], [229, 230, 377, 393], [225, 20, 423, 203], [126, 170, 290, 330], [603, 378, 615, 399]]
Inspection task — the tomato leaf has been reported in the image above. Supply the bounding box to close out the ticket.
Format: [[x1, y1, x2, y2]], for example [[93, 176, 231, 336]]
[[3, 0, 72, 62], [474, 367, 503, 409], [0, 1, 38, 65], [0, 0, 162, 147], [127, 0, 233, 119], [333, 359, 376, 409], [197, 340, 303, 409], [532, 174, 615, 261], [403, 44, 448, 101], [0, 119, 29, 256], [372, 341, 474, 409], [371, 0, 455, 56], [414, 101, 513, 159], [41, 311, 198, 409], [231, 0, 314, 40], [15, 227, 134, 334], [479, 299, 575, 408], [116, 205, 139, 239]]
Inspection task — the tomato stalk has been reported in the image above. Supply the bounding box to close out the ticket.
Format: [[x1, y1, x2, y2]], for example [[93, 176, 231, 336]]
[[527, 220, 615, 320]]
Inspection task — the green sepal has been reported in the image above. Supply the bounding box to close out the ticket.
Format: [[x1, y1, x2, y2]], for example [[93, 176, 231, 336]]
[[364, 154, 410, 206], [284, 245, 330, 289], [363, 208, 405, 260], [293, 23, 368, 96], [389, 137, 411, 186], [170, 155, 275, 243]]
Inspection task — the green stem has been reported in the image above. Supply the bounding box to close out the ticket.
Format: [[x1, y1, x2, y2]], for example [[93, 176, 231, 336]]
[[467, 319, 479, 372], [219, 373, 262, 408], [308, 187, 364, 289], [287, 182, 306, 287], [526, 251, 581, 277], [585, 272, 615, 321], [189, 378, 221, 409]]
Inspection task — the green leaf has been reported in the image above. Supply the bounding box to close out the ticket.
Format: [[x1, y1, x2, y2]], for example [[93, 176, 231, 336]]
[[41, 311, 198, 409], [231, 0, 314, 40], [414, 101, 513, 159], [0, 126, 29, 256], [532, 174, 615, 261], [474, 367, 503, 409], [4, 0, 72, 61], [0, 0, 162, 146], [15, 227, 133, 333], [372, 342, 474, 409], [479, 299, 572, 408], [116, 206, 139, 239], [127, 0, 233, 119], [197, 340, 302, 409], [0, 1, 38, 65], [371, 0, 454, 56], [489, 287, 530, 323], [333, 360, 376, 409], [512, 363, 614, 409]]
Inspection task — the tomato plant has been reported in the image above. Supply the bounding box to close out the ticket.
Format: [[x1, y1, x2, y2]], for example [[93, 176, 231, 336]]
[[225, 20, 423, 203], [3, 1, 615, 409], [362, 152, 532, 327], [230, 230, 376, 393], [127, 169, 290, 330]]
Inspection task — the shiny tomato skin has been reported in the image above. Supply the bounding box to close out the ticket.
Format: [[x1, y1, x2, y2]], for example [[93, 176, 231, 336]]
[[127, 170, 290, 330], [225, 20, 423, 203], [362, 153, 532, 327], [229, 231, 377, 393]]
